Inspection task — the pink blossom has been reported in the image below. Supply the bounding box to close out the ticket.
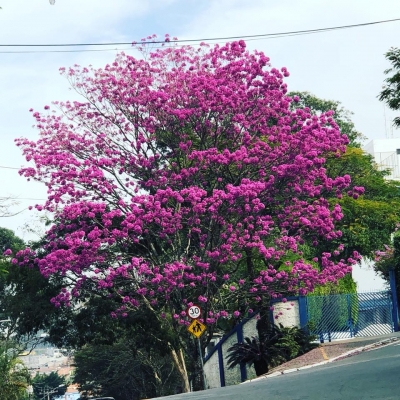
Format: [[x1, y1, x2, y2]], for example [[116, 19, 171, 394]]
[[13, 37, 356, 326]]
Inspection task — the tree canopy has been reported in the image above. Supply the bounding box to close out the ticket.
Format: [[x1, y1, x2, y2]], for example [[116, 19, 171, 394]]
[[15, 41, 360, 307], [31, 371, 67, 400], [5, 42, 400, 396], [290, 92, 400, 262], [0, 226, 25, 278], [374, 230, 400, 310], [289, 91, 365, 147], [12, 39, 366, 391], [0, 227, 63, 343], [73, 326, 180, 400], [379, 47, 400, 128], [0, 342, 30, 400]]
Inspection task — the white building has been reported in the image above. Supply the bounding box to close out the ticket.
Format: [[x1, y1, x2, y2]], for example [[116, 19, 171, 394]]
[[363, 138, 400, 180]]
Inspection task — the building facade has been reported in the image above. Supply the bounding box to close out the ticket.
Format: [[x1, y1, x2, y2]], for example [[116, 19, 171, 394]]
[[363, 138, 400, 180]]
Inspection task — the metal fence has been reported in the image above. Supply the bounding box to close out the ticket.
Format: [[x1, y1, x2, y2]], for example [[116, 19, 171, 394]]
[[203, 289, 399, 388], [305, 291, 395, 343]]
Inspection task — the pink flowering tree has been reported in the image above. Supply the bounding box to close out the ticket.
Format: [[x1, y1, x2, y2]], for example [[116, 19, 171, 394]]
[[14, 39, 361, 391]]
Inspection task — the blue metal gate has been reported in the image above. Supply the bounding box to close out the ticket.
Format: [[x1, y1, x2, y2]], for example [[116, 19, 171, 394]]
[[306, 291, 394, 343]]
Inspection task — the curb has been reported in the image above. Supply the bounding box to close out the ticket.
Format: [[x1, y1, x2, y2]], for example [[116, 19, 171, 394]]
[[244, 336, 399, 383], [328, 336, 398, 363]]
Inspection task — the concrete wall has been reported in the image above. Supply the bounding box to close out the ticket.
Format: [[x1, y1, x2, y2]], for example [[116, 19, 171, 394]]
[[203, 304, 301, 388], [241, 314, 259, 381], [272, 300, 300, 328], [203, 349, 221, 389], [221, 333, 241, 386]]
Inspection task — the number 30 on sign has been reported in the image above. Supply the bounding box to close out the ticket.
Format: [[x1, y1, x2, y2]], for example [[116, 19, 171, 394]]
[[187, 305, 202, 319]]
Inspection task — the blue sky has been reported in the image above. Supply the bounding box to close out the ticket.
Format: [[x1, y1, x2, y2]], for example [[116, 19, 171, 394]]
[[1, 0, 399, 288]]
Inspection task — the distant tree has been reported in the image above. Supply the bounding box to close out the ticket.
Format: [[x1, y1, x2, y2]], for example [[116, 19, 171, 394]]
[[324, 147, 400, 260], [0, 342, 30, 400], [73, 334, 180, 400], [0, 229, 63, 344], [0, 227, 25, 253], [31, 371, 67, 400], [0, 227, 26, 310], [0, 252, 183, 398], [379, 47, 400, 128]]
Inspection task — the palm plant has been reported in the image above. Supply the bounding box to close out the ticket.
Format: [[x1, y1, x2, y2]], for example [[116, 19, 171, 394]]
[[227, 324, 318, 376], [227, 334, 285, 376], [290, 325, 319, 355]]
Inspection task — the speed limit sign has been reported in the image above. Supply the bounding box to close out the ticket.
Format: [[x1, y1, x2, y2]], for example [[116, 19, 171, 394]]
[[186, 305, 202, 319]]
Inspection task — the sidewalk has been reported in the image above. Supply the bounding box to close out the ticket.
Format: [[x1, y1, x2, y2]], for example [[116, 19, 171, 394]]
[[246, 331, 400, 382]]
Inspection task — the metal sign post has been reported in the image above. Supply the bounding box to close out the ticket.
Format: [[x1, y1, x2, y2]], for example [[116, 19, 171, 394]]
[[186, 305, 207, 390], [197, 337, 206, 390]]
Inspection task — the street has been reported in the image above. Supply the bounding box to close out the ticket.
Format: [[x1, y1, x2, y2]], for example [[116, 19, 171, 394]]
[[153, 343, 400, 399]]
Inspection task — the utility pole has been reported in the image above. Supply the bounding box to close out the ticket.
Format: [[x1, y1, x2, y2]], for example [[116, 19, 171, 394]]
[[39, 384, 66, 400]]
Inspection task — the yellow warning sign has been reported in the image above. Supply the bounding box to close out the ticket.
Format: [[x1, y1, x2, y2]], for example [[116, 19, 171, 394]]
[[187, 318, 206, 338]]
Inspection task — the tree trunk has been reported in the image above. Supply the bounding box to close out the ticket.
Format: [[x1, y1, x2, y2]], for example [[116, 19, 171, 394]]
[[254, 359, 269, 376], [170, 347, 190, 393], [245, 248, 254, 280], [256, 308, 272, 341]]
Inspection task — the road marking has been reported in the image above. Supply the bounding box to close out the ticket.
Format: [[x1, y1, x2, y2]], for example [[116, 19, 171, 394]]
[[319, 347, 329, 360]]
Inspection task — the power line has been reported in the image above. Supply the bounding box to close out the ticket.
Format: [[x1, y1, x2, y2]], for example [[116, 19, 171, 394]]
[[0, 165, 20, 170], [0, 17, 398, 51], [0, 32, 339, 54], [0, 47, 131, 54], [0, 32, 333, 54]]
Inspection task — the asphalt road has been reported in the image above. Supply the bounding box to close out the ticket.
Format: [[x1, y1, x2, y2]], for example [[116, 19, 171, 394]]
[[153, 342, 400, 400]]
